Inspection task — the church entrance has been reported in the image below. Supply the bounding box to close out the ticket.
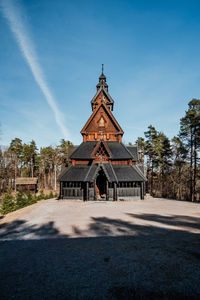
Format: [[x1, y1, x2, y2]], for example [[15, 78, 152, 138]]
[[96, 169, 107, 200]]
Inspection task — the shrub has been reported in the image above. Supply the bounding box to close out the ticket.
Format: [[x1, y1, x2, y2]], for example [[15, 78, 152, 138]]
[[0, 188, 58, 216], [37, 190, 45, 200], [25, 190, 37, 205], [16, 191, 27, 209], [15, 190, 37, 209], [54, 192, 58, 198], [48, 191, 54, 199], [37, 190, 58, 200], [0, 189, 16, 215]]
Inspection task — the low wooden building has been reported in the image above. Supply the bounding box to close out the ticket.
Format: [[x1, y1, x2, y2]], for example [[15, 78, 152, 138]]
[[15, 177, 38, 193], [59, 67, 146, 200]]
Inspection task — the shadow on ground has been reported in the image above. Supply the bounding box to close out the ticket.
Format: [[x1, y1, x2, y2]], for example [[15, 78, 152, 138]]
[[0, 214, 200, 299]]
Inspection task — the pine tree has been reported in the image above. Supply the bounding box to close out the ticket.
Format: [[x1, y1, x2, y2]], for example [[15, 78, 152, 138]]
[[171, 136, 187, 200], [179, 99, 200, 201], [157, 133, 172, 197], [8, 138, 23, 190], [144, 125, 160, 195]]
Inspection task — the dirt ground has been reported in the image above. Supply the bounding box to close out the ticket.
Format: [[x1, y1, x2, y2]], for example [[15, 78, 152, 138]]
[[0, 196, 200, 299]]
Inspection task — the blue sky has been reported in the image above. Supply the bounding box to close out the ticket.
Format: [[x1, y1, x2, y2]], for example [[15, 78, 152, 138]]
[[0, 0, 200, 147]]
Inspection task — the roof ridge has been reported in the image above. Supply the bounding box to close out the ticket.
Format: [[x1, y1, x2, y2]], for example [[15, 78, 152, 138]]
[[102, 86, 114, 103], [121, 142, 134, 159], [84, 163, 94, 182], [91, 86, 114, 104], [132, 165, 147, 181], [58, 165, 72, 181], [91, 163, 111, 182], [109, 162, 118, 183], [69, 142, 83, 159], [101, 163, 111, 182]]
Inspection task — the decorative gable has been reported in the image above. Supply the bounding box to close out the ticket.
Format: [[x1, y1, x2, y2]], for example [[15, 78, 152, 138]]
[[81, 102, 124, 142], [90, 141, 112, 162], [91, 87, 114, 111]]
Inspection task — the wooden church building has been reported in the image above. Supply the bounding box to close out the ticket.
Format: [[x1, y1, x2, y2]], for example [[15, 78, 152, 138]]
[[59, 67, 146, 201]]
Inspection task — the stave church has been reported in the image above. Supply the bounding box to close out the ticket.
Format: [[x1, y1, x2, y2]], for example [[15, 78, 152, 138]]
[[59, 66, 146, 201]]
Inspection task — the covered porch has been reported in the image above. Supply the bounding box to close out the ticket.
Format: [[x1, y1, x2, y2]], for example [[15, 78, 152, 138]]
[[59, 163, 146, 201]]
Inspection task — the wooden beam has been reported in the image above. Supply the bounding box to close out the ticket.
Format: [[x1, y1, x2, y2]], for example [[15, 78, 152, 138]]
[[113, 182, 117, 201], [60, 182, 63, 199], [106, 180, 109, 201], [94, 180, 96, 200]]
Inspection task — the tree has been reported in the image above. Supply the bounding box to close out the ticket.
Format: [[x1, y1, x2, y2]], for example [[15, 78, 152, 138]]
[[179, 99, 200, 201], [144, 125, 160, 195], [59, 139, 73, 167], [8, 138, 23, 190], [139, 126, 172, 197], [136, 137, 145, 164], [21, 141, 38, 177], [171, 136, 187, 200], [157, 132, 172, 196], [40, 146, 55, 189]]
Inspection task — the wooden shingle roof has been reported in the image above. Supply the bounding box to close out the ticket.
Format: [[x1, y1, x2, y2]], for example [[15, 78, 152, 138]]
[[70, 141, 138, 161], [59, 163, 146, 183], [15, 177, 38, 185]]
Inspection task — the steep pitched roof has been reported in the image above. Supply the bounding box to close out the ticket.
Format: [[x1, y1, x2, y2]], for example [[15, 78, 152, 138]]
[[91, 163, 111, 182], [112, 165, 147, 182], [137, 164, 145, 175], [70, 142, 97, 159], [126, 145, 139, 161], [59, 163, 146, 183], [91, 86, 114, 106], [104, 163, 118, 182], [15, 177, 38, 185], [81, 101, 124, 135], [84, 164, 98, 182], [70, 141, 139, 161], [58, 165, 89, 182], [106, 142, 134, 160]]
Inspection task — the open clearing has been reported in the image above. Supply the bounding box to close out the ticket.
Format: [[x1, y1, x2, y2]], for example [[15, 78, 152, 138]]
[[0, 197, 200, 299]]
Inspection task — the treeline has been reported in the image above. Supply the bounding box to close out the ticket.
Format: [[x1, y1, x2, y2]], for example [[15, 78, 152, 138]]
[[0, 99, 199, 202], [137, 99, 200, 202], [0, 139, 74, 194]]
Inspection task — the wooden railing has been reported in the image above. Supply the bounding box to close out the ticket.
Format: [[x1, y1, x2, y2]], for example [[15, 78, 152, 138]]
[[117, 187, 140, 198], [63, 187, 83, 199]]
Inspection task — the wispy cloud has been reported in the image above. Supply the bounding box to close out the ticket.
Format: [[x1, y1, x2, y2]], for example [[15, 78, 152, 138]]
[[0, 0, 69, 139]]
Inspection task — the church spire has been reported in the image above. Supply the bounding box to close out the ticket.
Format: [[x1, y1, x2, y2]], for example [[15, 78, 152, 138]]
[[96, 64, 108, 91]]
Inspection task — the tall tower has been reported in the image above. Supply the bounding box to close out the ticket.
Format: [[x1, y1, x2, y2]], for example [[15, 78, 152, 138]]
[[81, 66, 124, 143]]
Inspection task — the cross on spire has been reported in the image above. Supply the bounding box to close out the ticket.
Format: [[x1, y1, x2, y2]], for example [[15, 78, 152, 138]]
[[102, 64, 104, 74]]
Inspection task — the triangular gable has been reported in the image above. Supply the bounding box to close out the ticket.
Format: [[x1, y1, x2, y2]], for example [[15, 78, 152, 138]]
[[90, 141, 112, 159], [91, 86, 114, 105], [92, 163, 111, 182], [81, 101, 124, 134]]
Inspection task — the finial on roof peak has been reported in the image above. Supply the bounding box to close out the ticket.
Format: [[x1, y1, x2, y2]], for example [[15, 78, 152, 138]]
[[96, 64, 108, 91], [99, 64, 106, 81]]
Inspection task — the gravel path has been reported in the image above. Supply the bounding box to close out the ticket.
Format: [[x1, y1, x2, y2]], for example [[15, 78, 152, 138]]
[[0, 197, 200, 299]]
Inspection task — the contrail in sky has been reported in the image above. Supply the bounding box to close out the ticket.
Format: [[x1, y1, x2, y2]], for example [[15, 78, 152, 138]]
[[0, 0, 69, 139]]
